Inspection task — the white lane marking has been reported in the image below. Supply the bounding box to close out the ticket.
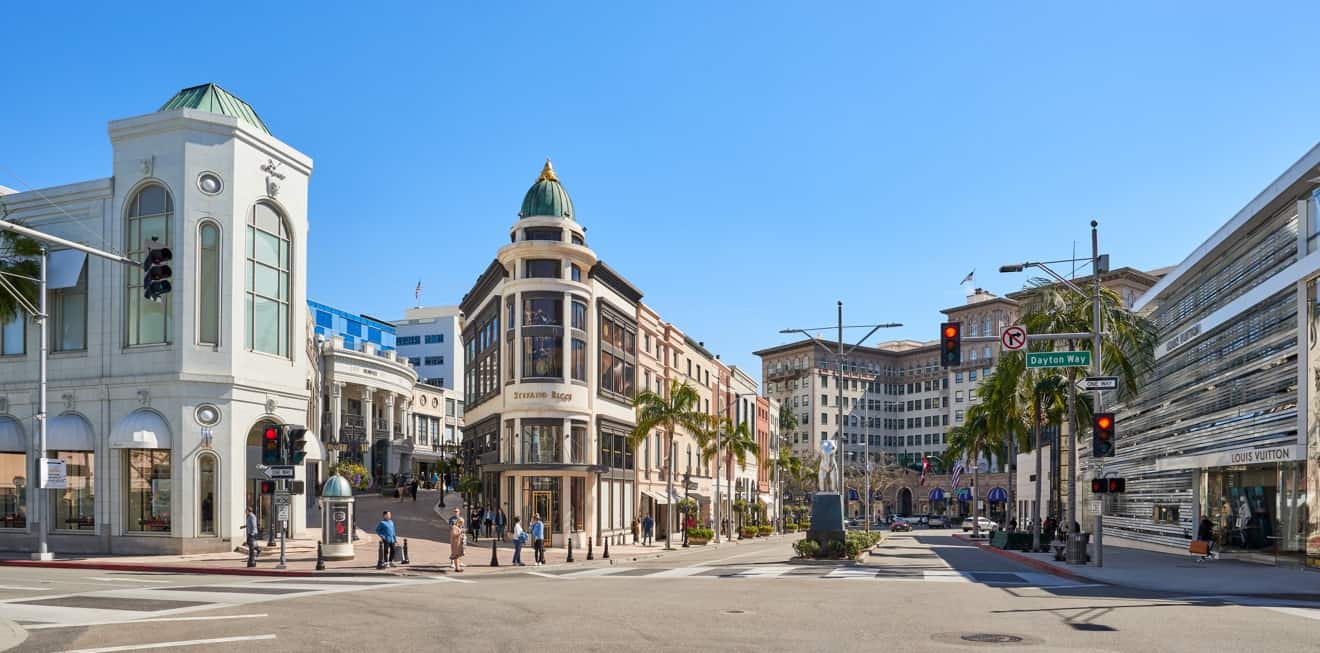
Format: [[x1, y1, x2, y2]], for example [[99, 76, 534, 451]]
[[559, 567, 629, 578], [0, 584, 50, 590], [524, 571, 559, 579], [705, 550, 765, 565], [57, 634, 276, 652], [1264, 607, 1320, 622], [433, 574, 475, 583], [729, 565, 795, 578], [90, 578, 168, 584], [27, 613, 268, 630], [648, 566, 713, 578], [825, 568, 881, 579]]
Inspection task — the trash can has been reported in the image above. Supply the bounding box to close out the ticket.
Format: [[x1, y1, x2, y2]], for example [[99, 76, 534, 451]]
[[1066, 532, 1090, 564]]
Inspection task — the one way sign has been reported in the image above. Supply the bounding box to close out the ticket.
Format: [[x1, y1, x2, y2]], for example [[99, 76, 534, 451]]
[[1077, 376, 1119, 392]]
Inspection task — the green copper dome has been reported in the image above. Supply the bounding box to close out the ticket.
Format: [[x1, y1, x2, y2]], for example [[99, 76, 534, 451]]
[[519, 159, 574, 220], [158, 83, 270, 134]]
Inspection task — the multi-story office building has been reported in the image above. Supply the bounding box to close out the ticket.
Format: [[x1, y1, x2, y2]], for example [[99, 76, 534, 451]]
[[0, 83, 317, 554], [309, 300, 396, 353], [393, 305, 463, 393], [1096, 141, 1320, 568]]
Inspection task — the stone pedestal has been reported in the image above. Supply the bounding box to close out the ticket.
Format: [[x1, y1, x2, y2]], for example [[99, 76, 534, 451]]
[[807, 492, 845, 550]]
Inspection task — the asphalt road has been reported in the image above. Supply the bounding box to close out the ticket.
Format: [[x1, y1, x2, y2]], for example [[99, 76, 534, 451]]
[[4, 529, 1319, 652]]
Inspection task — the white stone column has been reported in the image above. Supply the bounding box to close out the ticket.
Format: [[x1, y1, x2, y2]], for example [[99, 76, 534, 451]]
[[329, 383, 342, 467], [385, 395, 397, 476], [362, 388, 374, 481], [560, 476, 571, 549]]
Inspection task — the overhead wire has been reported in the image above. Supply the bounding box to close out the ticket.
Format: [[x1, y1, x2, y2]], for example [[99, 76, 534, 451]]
[[0, 161, 124, 258]]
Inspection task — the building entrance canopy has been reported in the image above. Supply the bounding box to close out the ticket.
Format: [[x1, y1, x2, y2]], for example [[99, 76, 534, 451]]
[[1155, 444, 1304, 472], [110, 411, 173, 449]]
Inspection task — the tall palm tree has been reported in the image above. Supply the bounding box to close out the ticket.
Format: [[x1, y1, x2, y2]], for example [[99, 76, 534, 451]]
[[698, 416, 760, 540], [630, 379, 706, 550], [943, 404, 998, 538], [0, 221, 40, 323], [974, 359, 1030, 527]]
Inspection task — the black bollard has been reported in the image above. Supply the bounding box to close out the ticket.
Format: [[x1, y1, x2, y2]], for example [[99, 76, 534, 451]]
[[587, 536, 594, 560], [490, 538, 500, 567], [401, 539, 410, 565], [376, 540, 387, 570], [603, 537, 610, 559], [266, 522, 277, 548], [315, 542, 326, 571], [246, 541, 257, 568], [566, 537, 575, 563]]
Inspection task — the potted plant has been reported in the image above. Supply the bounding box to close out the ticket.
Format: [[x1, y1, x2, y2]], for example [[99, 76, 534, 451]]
[[687, 527, 714, 545]]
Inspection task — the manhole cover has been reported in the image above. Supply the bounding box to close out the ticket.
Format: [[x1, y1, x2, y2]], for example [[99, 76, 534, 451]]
[[961, 634, 1024, 644], [723, 610, 746, 614]]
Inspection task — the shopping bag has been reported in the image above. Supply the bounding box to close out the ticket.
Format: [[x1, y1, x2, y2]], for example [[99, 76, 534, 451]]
[[391, 543, 404, 562], [1188, 540, 1210, 555]]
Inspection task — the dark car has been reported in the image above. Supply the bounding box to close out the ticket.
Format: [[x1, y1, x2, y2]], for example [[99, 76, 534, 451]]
[[891, 519, 912, 532]]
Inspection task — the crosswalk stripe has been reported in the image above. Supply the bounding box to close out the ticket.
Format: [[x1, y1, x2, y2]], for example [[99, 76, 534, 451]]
[[646, 566, 714, 578]]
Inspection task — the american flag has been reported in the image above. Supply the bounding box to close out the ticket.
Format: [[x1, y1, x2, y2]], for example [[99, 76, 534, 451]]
[[919, 456, 930, 486], [952, 461, 965, 489], [414, 281, 422, 303]]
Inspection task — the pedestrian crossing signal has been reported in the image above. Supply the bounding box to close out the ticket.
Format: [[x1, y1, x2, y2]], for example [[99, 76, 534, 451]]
[[1091, 479, 1107, 494], [260, 480, 275, 495], [1107, 478, 1126, 493]]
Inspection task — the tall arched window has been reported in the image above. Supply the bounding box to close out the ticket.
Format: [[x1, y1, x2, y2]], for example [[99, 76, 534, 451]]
[[245, 203, 290, 357], [125, 184, 173, 345], [198, 222, 221, 345], [197, 453, 218, 536]]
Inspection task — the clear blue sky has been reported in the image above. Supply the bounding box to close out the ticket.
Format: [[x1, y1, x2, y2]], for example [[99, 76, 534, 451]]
[[4, 2, 1320, 377]]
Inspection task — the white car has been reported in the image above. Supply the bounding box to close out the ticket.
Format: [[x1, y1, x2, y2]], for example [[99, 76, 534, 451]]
[[961, 517, 998, 532]]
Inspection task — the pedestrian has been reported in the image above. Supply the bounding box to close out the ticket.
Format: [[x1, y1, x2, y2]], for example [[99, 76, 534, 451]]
[[470, 506, 482, 543], [511, 516, 527, 566], [531, 512, 546, 565], [430, 471, 440, 490], [495, 507, 507, 542], [631, 518, 640, 544], [410, 478, 420, 503], [484, 506, 495, 539], [375, 510, 398, 568], [449, 508, 466, 572], [1196, 516, 1217, 561], [641, 513, 654, 546], [244, 505, 260, 556]]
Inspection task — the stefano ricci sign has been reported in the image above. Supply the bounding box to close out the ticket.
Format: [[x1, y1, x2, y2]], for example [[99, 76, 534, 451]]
[[512, 391, 573, 402], [1155, 444, 1305, 471]]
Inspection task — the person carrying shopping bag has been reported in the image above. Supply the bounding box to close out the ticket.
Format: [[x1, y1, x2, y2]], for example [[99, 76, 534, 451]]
[[449, 508, 466, 572], [511, 516, 528, 566]]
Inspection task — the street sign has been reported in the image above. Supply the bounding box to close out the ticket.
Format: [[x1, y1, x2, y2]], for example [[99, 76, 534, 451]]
[[1026, 350, 1091, 369], [1077, 376, 1120, 391], [40, 458, 67, 489], [277, 504, 290, 522], [261, 465, 295, 479], [1000, 325, 1027, 351]]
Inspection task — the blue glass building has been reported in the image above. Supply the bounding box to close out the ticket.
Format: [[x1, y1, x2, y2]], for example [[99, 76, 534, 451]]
[[308, 300, 396, 352]]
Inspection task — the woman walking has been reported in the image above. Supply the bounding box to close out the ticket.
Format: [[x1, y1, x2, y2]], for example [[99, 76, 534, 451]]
[[511, 516, 527, 566], [449, 508, 466, 572]]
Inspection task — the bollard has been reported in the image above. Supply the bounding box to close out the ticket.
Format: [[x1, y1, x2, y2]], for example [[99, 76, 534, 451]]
[[402, 539, 410, 565], [587, 536, 594, 560], [315, 542, 326, 571], [376, 540, 387, 570], [267, 522, 277, 548], [603, 537, 610, 559], [246, 541, 257, 568], [566, 537, 575, 563], [490, 538, 500, 567]]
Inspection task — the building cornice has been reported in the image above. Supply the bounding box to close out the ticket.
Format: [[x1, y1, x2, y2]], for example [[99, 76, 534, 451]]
[[460, 258, 509, 316]]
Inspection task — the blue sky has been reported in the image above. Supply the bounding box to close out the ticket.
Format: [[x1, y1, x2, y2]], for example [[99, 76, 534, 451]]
[[3, 2, 1320, 377]]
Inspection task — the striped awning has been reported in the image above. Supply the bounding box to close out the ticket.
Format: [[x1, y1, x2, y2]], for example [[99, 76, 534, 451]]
[[928, 487, 945, 502], [987, 487, 1009, 503]]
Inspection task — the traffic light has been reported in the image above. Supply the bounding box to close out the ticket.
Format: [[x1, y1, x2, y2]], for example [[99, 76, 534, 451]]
[[1107, 478, 1126, 493], [261, 425, 282, 465], [286, 425, 308, 465], [940, 322, 962, 367], [260, 480, 275, 495], [1092, 412, 1115, 458], [142, 237, 173, 301], [1091, 479, 1108, 494]]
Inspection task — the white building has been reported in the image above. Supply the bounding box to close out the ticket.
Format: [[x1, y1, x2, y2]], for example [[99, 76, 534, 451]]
[[0, 83, 317, 554], [394, 305, 463, 394]]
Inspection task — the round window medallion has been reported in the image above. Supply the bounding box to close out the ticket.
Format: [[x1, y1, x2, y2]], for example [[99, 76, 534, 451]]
[[194, 404, 221, 427], [197, 172, 223, 195]]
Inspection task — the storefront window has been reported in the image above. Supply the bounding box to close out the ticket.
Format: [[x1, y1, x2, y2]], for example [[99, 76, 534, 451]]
[[51, 451, 94, 531], [198, 453, 217, 536], [570, 423, 587, 464], [0, 453, 26, 528], [571, 477, 585, 531], [523, 476, 562, 538], [125, 449, 171, 532], [522, 421, 562, 464], [1203, 462, 1306, 561], [522, 294, 564, 380]]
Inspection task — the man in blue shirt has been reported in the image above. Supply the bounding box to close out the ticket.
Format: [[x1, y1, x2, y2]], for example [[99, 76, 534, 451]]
[[375, 510, 398, 568], [531, 513, 546, 566]]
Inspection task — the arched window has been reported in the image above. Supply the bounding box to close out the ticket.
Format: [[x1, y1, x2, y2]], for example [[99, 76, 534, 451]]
[[125, 184, 173, 345], [198, 222, 221, 345], [197, 453, 218, 535], [245, 203, 290, 357]]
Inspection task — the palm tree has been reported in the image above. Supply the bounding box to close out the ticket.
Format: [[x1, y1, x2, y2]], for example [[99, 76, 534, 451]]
[[630, 379, 706, 550], [943, 404, 998, 538], [0, 221, 40, 324], [698, 416, 760, 540]]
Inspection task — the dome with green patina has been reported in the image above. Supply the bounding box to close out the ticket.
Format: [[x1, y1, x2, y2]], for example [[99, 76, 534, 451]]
[[519, 159, 574, 220], [158, 83, 270, 134], [321, 474, 353, 498]]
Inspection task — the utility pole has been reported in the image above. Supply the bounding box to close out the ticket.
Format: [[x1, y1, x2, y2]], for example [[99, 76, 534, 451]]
[[836, 302, 844, 514], [1090, 221, 1105, 567], [0, 219, 138, 561]]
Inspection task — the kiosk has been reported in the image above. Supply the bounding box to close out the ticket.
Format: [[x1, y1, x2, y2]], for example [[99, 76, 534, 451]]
[[320, 474, 355, 560]]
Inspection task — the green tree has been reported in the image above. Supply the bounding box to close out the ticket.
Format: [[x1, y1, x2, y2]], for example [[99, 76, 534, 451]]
[[943, 403, 998, 538], [630, 379, 707, 550], [0, 218, 40, 324], [698, 416, 760, 540]]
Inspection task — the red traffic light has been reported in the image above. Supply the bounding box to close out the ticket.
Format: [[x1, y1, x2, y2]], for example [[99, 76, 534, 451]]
[[1108, 478, 1126, 493], [943, 324, 959, 339], [264, 427, 279, 440], [260, 481, 275, 494], [1095, 415, 1113, 431], [1091, 479, 1107, 494]]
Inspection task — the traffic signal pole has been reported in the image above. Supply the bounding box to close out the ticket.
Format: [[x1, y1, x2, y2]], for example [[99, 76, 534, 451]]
[[1090, 221, 1105, 568], [0, 219, 139, 562]]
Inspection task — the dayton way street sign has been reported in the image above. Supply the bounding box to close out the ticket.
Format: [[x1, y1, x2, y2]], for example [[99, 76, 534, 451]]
[[1026, 351, 1092, 369], [1077, 376, 1120, 391]]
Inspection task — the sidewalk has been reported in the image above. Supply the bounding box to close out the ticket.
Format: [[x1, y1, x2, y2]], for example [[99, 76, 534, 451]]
[[0, 490, 779, 577], [955, 533, 1320, 598]]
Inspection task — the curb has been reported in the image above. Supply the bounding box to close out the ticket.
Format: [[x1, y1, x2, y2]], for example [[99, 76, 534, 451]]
[[0, 617, 26, 653], [0, 559, 412, 578], [952, 534, 1090, 583]]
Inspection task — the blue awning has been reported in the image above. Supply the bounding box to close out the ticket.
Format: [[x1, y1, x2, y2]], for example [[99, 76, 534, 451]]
[[928, 488, 945, 502], [987, 487, 1009, 503], [847, 487, 860, 501]]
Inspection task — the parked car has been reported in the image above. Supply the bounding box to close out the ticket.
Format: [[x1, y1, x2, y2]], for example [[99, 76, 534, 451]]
[[927, 515, 947, 528], [961, 516, 998, 532], [891, 519, 912, 532]]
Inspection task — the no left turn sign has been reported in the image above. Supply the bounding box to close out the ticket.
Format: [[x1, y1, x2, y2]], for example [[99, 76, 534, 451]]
[[1001, 325, 1027, 351]]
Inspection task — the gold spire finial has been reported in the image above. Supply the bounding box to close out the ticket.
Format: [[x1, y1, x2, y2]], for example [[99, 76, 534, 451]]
[[538, 158, 559, 183]]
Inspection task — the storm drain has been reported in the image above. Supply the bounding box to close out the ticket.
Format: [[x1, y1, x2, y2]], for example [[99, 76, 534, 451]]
[[961, 634, 1024, 644]]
